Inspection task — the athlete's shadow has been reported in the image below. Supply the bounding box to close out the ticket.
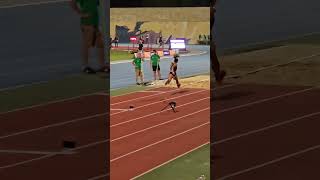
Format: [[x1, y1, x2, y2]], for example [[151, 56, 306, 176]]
[[211, 91, 254, 101]]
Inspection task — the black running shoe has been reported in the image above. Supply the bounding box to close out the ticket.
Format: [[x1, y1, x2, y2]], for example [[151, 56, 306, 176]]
[[83, 67, 96, 74]]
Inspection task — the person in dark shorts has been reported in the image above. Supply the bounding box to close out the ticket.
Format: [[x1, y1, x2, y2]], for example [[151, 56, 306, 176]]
[[114, 36, 119, 47], [210, 1, 226, 85], [70, 0, 109, 74], [165, 54, 181, 88], [138, 37, 144, 51], [150, 50, 161, 80], [158, 33, 164, 48]]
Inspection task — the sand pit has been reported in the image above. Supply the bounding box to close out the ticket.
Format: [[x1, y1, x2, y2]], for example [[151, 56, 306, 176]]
[[151, 75, 210, 89]]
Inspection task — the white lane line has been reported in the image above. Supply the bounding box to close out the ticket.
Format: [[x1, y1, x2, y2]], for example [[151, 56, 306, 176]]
[[0, 91, 105, 115], [111, 121, 210, 162], [111, 108, 210, 143], [130, 142, 210, 180], [0, 149, 76, 155], [0, 91, 207, 141], [0, 85, 312, 143], [213, 111, 320, 145], [227, 53, 320, 79], [0, 0, 68, 9], [111, 82, 234, 100], [0, 113, 107, 140], [140, 90, 165, 93], [111, 89, 208, 116], [1, 85, 315, 169], [0, 108, 209, 169], [211, 86, 317, 115], [87, 174, 109, 180], [94, 92, 109, 96], [0, 138, 108, 169], [216, 144, 320, 180], [0, 78, 229, 116], [111, 97, 209, 128]]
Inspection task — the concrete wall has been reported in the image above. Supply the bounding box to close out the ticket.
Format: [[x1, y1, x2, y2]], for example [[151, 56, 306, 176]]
[[110, 8, 210, 44]]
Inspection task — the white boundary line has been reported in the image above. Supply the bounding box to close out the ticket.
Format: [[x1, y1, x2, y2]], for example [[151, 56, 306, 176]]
[[111, 108, 209, 143], [111, 89, 208, 116], [0, 0, 68, 9], [0, 149, 76, 155], [211, 86, 318, 115], [111, 81, 234, 99], [130, 142, 210, 180], [87, 174, 109, 180], [111, 97, 209, 128], [140, 90, 165, 93], [0, 85, 315, 144], [0, 138, 109, 169], [227, 53, 320, 79], [0, 91, 105, 115], [110, 121, 210, 162], [217, 144, 320, 180], [0, 74, 228, 116], [94, 92, 109, 96], [0, 85, 317, 169], [213, 111, 320, 145], [0, 113, 108, 140], [110, 108, 130, 111], [0, 91, 208, 141], [222, 32, 320, 52]]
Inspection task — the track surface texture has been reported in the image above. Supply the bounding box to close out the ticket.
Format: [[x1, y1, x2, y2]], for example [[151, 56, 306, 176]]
[[109, 87, 210, 179], [211, 83, 320, 180], [0, 94, 109, 180]]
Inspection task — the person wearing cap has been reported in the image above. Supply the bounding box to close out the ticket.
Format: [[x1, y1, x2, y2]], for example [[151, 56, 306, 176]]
[[165, 54, 181, 88]]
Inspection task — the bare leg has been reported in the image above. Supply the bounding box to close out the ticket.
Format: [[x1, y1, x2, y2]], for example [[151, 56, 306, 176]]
[[165, 74, 173, 85], [158, 70, 161, 80], [174, 76, 181, 88], [211, 43, 221, 81], [135, 70, 139, 84], [153, 71, 157, 81], [140, 70, 144, 84], [81, 27, 90, 69]]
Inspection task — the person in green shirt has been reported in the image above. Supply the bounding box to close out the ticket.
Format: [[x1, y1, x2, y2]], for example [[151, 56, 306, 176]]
[[150, 50, 162, 81], [70, 0, 108, 74], [132, 52, 144, 85]]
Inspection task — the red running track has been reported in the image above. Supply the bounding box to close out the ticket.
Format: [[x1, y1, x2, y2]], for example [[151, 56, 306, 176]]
[[211, 83, 320, 180], [0, 87, 210, 180], [0, 94, 109, 179], [109, 87, 210, 180]]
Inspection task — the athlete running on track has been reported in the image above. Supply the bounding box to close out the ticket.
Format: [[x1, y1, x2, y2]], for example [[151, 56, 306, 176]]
[[165, 54, 181, 88], [210, 0, 226, 85]]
